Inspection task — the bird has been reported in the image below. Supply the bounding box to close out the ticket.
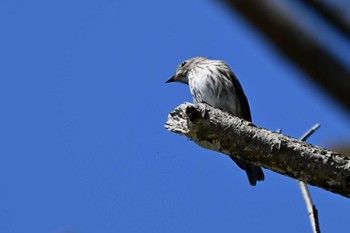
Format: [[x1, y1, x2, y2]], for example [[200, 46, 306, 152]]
[[166, 57, 264, 186]]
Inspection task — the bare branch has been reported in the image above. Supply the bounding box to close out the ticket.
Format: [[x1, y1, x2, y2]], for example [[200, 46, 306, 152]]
[[300, 0, 350, 39], [223, 0, 350, 113], [298, 181, 321, 233], [165, 103, 350, 198], [298, 124, 321, 233], [299, 124, 321, 142]]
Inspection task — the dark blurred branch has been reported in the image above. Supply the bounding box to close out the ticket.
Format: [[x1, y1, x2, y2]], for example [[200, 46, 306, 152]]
[[301, 0, 350, 39], [165, 103, 350, 198], [224, 0, 350, 113]]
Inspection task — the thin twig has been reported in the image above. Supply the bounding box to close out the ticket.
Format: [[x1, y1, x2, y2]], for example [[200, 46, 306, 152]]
[[298, 124, 321, 233], [299, 124, 321, 141]]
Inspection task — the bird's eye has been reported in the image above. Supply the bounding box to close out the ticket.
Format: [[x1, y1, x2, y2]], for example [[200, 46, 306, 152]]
[[180, 61, 187, 67]]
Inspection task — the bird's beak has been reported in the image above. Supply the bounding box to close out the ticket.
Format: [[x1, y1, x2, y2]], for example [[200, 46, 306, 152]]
[[166, 75, 176, 83]]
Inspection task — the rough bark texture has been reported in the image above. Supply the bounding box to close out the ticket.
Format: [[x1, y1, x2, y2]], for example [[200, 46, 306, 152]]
[[165, 103, 350, 198]]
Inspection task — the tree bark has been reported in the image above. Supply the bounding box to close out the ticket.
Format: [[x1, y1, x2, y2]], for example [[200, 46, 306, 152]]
[[165, 103, 350, 198]]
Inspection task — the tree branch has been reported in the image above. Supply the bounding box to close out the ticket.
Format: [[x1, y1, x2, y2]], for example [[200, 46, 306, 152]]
[[223, 0, 350, 113], [165, 103, 350, 198], [298, 124, 321, 233], [300, 0, 350, 39], [298, 180, 321, 233]]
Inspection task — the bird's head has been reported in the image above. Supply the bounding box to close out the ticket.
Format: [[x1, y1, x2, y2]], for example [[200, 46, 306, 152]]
[[166, 57, 208, 84]]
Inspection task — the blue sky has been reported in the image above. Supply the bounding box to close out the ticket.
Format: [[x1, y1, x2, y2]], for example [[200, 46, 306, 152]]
[[1, 0, 350, 232]]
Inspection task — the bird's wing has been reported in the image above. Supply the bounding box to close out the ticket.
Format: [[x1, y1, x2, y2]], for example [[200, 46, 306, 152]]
[[227, 70, 252, 121]]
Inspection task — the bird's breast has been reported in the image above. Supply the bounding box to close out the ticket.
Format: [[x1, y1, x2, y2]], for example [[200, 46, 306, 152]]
[[188, 74, 242, 117]]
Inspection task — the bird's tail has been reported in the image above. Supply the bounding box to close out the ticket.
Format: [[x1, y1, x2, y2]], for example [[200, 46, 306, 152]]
[[230, 157, 265, 186]]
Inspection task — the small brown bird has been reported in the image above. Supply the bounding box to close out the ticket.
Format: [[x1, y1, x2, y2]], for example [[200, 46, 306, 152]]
[[166, 57, 264, 186]]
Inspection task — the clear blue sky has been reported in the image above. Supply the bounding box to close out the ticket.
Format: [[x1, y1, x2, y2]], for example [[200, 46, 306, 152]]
[[1, 1, 349, 232]]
